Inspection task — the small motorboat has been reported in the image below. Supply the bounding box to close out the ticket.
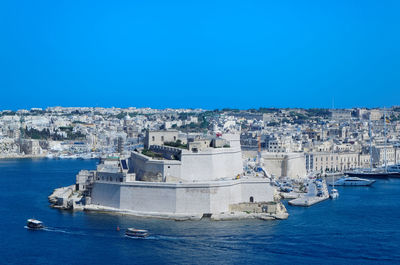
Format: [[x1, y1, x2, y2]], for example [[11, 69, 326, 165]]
[[330, 188, 339, 199], [27, 219, 44, 230], [125, 228, 149, 238], [280, 186, 293, 193]]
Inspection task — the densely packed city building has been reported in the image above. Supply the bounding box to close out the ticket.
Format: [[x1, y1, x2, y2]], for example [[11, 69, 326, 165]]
[[1, 106, 400, 175]]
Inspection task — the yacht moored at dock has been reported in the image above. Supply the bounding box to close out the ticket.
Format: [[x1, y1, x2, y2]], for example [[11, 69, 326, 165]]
[[329, 189, 339, 199], [344, 169, 400, 179], [330, 176, 375, 186], [387, 164, 400, 173], [329, 175, 339, 199]]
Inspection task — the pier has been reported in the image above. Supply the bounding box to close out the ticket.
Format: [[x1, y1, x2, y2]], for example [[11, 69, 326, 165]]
[[288, 180, 329, 207]]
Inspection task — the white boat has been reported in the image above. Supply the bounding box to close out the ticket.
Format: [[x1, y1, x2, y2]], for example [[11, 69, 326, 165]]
[[81, 153, 93, 159], [26, 219, 44, 229], [387, 164, 400, 173], [125, 228, 149, 238], [330, 176, 375, 186], [330, 188, 339, 199], [329, 175, 339, 199]]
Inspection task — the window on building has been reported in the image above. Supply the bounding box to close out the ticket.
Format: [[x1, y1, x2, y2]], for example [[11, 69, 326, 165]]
[[152, 136, 155, 141], [250, 196, 254, 203], [161, 136, 164, 141]]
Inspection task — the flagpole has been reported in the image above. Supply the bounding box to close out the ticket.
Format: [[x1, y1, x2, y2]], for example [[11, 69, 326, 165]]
[[384, 108, 387, 172]]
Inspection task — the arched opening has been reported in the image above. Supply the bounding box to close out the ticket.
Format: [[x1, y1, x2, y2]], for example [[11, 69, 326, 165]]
[[249, 196, 254, 203]]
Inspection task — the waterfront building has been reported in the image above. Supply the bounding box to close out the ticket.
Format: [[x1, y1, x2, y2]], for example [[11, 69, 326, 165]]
[[305, 152, 366, 172], [73, 132, 280, 218], [260, 152, 306, 179], [20, 139, 43, 156], [371, 145, 400, 166]]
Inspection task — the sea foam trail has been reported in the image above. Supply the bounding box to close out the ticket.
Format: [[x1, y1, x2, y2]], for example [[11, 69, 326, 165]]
[[25, 225, 87, 236], [43, 227, 83, 234], [147, 235, 178, 240], [25, 226, 245, 243]]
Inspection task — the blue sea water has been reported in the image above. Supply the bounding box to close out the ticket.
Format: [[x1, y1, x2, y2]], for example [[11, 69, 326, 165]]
[[1, 159, 400, 265]]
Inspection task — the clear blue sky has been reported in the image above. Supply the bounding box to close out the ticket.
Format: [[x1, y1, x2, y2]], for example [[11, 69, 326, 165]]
[[1, 0, 399, 110]]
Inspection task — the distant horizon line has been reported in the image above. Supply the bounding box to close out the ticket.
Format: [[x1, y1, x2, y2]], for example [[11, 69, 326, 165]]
[[1, 105, 399, 112]]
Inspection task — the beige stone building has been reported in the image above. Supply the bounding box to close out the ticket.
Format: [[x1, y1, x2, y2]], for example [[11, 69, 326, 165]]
[[305, 152, 369, 172], [371, 145, 400, 166], [368, 110, 382, 121], [144, 130, 183, 149]]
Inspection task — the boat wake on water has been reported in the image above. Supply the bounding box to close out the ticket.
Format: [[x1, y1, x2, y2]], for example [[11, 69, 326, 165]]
[[25, 224, 185, 241], [43, 227, 87, 235], [123, 235, 190, 242], [25, 225, 87, 235]]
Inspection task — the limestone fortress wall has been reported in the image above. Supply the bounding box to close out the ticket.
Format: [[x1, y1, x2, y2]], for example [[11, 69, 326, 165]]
[[91, 178, 275, 215]]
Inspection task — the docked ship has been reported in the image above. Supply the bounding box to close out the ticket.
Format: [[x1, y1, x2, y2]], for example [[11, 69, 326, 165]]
[[329, 188, 339, 199], [330, 176, 375, 186], [387, 164, 400, 173], [345, 168, 400, 178]]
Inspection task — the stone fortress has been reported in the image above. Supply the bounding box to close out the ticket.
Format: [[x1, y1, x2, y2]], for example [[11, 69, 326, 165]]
[[50, 130, 288, 221]]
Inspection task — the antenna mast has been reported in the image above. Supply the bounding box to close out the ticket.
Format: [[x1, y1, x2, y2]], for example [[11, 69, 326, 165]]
[[384, 108, 387, 172], [369, 116, 372, 170]]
